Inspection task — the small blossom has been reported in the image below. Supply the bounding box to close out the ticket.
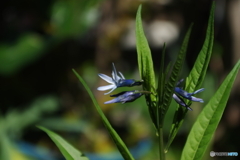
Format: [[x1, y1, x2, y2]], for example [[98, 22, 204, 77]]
[[104, 90, 150, 104], [97, 63, 143, 95], [173, 94, 193, 111], [174, 79, 204, 103]]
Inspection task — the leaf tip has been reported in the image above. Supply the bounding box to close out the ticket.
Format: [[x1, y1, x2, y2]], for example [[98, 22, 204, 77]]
[[138, 4, 142, 11], [137, 4, 142, 17], [72, 68, 77, 74], [36, 125, 47, 132]]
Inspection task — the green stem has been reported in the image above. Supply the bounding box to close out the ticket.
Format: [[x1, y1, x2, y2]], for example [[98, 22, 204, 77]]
[[158, 127, 165, 160], [156, 104, 165, 160]]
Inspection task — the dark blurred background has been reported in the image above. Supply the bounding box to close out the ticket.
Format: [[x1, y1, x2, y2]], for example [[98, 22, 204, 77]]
[[0, 0, 239, 160]]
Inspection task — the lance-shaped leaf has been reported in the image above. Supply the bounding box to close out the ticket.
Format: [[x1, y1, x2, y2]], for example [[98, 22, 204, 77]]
[[38, 126, 89, 160], [160, 24, 193, 125], [165, 2, 215, 152], [156, 43, 166, 129], [73, 69, 135, 160], [186, 2, 215, 92], [136, 5, 157, 128], [155, 44, 167, 160], [181, 60, 240, 160], [136, 5, 156, 93], [157, 43, 166, 107]]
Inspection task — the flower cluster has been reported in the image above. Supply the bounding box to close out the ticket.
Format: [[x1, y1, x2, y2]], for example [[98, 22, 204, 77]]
[[173, 79, 204, 110], [97, 63, 149, 104], [97, 64, 204, 108]]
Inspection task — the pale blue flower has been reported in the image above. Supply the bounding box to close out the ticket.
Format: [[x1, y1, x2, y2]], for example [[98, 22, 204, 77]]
[[173, 94, 192, 111], [174, 79, 204, 103], [104, 90, 150, 104], [173, 79, 205, 111], [97, 63, 143, 95]]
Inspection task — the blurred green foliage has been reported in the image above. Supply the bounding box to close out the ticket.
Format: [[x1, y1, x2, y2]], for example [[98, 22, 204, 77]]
[[0, 0, 101, 159], [0, 34, 44, 75], [51, 0, 99, 38], [0, 96, 59, 160], [0, 0, 99, 76]]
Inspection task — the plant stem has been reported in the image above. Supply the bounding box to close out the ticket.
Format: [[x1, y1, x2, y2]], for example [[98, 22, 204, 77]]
[[156, 104, 165, 160], [158, 127, 165, 160]]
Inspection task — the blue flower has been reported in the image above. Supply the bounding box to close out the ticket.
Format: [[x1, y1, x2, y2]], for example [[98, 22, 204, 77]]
[[104, 90, 150, 104], [173, 94, 192, 111], [173, 79, 205, 110], [97, 63, 143, 95], [174, 79, 204, 103]]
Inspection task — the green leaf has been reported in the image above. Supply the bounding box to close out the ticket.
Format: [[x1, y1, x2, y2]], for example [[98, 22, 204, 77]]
[[181, 60, 240, 160], [157, 43, 166, 107], [156, 44, 167, 160], [156, 43, 167, 131], [160, 24, 193, 125], [72, 69, 135, 160], [136, 5, 156, 96], [136, 5, 156, 92], [165, 2, 215, 152], [38, 126, 89, 160], [186, 2, 215, 92], [136, 5, 157, 129]]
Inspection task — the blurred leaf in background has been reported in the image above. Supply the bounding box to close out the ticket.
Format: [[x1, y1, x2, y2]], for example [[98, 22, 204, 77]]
[[51, 0, 99, 39], [0, 96, 59, 160], [0, 34, 44, 75]]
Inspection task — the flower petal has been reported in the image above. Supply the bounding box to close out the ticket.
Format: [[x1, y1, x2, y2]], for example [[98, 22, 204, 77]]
[[112, 71, 121, 82], [176, 79, 184, 86], [118, 71, 125, 79], [121, 95, 140, 103], [173, 94, 192, 111], [112, 63, 120, 81], [97, 84, 115, 91], [190, 96, 204, 103], [104, 90, 143, 104], [104, 98, 118, 104], [98, 74, 115, 84], [104, 86, 117, 95], [173, 94, 187, 107], [175, 87, 191, 98], [192, 88, 205, 95]]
